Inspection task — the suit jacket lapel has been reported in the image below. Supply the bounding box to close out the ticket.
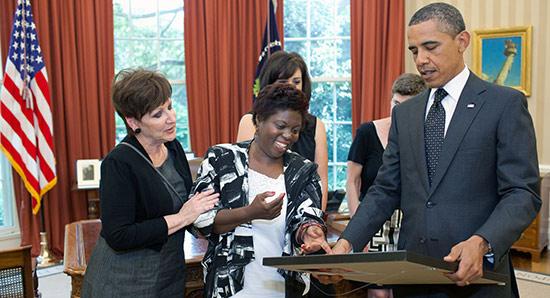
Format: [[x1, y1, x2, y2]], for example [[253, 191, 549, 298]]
[[428, 73, 488, 196], [408, 90, 431, 194]]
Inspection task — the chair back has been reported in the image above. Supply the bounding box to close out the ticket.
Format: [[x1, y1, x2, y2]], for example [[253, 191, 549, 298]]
[[63, 219, 102, 276], [0, 245, 34, 298]]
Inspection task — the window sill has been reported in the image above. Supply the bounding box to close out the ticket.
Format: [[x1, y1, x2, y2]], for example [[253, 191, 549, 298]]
[[0, 228, 21, 249], [0, 227, 21, 241]]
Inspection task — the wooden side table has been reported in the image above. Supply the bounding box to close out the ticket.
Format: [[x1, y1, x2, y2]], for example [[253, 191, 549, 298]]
[[511, 175, 549, 261]]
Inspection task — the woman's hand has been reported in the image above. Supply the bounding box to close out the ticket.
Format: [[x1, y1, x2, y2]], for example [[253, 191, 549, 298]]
[[165, 189, 219, 235], [211, 191, 284, 234], [179, 189, 220, 222], [246, 191, 284, 220], [300, 225, 332, 254]]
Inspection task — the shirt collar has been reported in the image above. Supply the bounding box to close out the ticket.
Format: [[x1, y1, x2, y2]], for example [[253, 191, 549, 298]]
[[429, 66, 469, 102]]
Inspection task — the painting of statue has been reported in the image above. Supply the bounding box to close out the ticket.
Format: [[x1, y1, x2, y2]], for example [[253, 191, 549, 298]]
[[472, 26, 532, 96]]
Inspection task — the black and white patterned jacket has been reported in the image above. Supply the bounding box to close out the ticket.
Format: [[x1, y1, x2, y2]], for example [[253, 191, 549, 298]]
[[191, 141, 325, 298]]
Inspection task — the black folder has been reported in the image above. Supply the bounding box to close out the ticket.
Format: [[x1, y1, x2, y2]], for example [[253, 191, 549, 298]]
[[263, 250, 506, 285]]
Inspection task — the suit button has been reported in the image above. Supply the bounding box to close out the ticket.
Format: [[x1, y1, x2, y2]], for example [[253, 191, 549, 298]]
[[426, 201, 436, 208], [419, 237, 426, 244]]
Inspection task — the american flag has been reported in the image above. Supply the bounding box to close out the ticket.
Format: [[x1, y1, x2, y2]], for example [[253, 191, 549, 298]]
[[0, 0, 57, 214]]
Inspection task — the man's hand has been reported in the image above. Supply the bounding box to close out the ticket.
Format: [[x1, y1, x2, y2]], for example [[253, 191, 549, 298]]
[[443, 235, 490, 286], [313, 238, 353, 285]]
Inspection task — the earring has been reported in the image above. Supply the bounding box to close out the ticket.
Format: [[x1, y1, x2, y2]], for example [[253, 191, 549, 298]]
[[134, 128, 141, 134]]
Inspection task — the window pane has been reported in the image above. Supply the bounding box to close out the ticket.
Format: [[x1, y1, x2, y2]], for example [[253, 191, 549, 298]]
[[284, 40, 308, 60], [158, 2, 184, 38], [336, 81, 351, 121], [335, 124, 352, 162], [328, 165, 335, 190], [309, 39, 337, 77], [335, 165, 347, 190], [115, 115, 127, 142], [337, 0, 351, 36], [0, 162, 4, 226], [113, 1, 131, 38], [284, 0, 307, 38], [336, 39, 351, 76], [325, 123, 334, 163], [115, 39, 158, 72], [126, 1, 157, 38], [0, 155, 15, 228], [310, 0, 336, 37], [173, 84, 190, 149], [310, 82, 334, 122], [159, 40, 185, 80]]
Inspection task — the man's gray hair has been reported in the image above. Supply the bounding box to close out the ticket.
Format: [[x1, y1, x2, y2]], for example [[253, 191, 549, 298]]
[[409, 2, 465, 37]]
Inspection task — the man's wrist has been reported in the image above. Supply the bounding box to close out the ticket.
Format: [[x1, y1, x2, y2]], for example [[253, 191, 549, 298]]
[[337, 238, 353, 253], [472, 234, 491, 254]]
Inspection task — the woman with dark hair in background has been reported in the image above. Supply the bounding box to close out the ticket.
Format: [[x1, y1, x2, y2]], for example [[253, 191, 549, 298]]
[[236, 51, 329, 211], [193, 83, 329, 298], [82, 68, 219, 298]]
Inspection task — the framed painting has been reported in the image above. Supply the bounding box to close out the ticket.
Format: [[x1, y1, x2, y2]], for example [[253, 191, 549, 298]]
[[472, 26, 532, 96]]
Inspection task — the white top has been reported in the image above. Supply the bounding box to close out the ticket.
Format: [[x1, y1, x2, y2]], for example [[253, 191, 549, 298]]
[[425, 66, 469, 136], [233, 169, 287, 298]]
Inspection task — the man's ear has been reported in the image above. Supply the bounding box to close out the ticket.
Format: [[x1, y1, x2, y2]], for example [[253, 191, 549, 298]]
[[456, 30, 470, 53]]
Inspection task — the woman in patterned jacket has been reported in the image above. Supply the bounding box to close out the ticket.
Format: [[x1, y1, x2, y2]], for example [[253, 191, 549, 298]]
[[191, 83, 330, 298]]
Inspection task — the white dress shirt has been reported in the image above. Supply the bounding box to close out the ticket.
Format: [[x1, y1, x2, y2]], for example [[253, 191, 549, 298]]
[[424, 66, 470, 137]]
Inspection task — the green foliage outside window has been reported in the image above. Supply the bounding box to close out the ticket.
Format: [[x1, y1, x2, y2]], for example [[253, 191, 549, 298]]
[[113, 0, 190, 150], [285, 0, 351, 190]]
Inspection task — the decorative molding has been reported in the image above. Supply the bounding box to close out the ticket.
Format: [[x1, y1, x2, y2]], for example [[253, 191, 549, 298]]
[[540, 164, 550, 176]]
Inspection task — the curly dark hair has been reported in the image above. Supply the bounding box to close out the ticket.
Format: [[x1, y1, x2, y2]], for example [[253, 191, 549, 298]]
[[111, 68, 172, 135], [259, 51, 312, 102], [252, 83, 309, 127]]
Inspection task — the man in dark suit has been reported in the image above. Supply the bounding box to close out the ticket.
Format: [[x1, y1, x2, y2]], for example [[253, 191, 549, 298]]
[[319, 3, 541, 297]]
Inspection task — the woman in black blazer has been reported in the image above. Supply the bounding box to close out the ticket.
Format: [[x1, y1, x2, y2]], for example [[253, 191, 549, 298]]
[[82, 68, 219, 298]]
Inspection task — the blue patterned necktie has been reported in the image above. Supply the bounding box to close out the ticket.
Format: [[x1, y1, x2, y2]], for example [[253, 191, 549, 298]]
[[425, 88, 448, 185]]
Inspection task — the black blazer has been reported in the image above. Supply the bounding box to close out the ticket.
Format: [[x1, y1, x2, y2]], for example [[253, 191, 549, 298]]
[[342, 73, 541, 297], [99, 135, 193, 251]]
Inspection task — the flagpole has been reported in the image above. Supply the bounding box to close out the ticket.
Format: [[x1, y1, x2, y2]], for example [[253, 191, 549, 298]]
[[267, 0, 272, 58], [37, 193, 59, 268]]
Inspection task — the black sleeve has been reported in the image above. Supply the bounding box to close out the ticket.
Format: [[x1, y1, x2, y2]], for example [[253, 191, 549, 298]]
[[347, 122, 373, 165], [99, 157, 169, 251]]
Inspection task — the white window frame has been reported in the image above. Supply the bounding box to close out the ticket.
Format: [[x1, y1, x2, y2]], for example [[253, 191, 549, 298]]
[[0, 158, 19, 241]]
